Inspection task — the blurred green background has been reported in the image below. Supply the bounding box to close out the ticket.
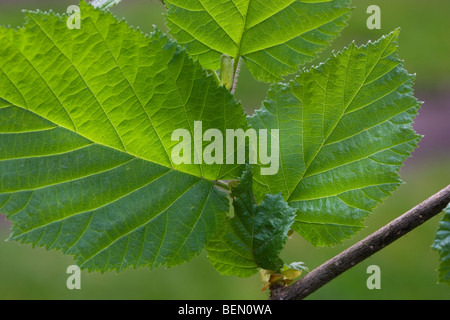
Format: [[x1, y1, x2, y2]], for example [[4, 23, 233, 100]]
[[0, 0, 449, 300]]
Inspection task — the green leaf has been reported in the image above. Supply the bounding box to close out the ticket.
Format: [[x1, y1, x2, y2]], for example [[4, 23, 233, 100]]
[[248, 30, 422, 246], [207, 166, 296, 277], [165, 0, 352, 82], [432, 205, 450, 285], [0, 1, 247, 272], [91, 0, 123, 10]]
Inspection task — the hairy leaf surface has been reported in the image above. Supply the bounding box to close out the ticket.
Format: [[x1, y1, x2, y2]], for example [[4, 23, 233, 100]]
[[91, 0, 123, 9], [432, 205, 450, 285], [207, 166, 296, 277], [0, 1, 247, 271], [248, 30, 422, 246], [165, 0, 351, 82]]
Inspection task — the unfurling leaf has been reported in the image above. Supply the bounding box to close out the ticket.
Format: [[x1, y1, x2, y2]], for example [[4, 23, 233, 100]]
[[260, 262, 307, 291], [282, 262, 308, 280], [207, 166, 296, 277]]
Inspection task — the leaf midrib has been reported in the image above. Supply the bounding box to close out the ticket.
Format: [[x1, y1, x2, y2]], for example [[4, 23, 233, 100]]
[[233, 0, 252, 62]]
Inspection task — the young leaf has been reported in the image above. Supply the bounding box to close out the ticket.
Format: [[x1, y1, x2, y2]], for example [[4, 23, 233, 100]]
[[207, 166, 296, 277], [432, 205, 450, 285], [0, 1, 247, 272], [248, 30, 422, 246], [165, 0, 352, 82]]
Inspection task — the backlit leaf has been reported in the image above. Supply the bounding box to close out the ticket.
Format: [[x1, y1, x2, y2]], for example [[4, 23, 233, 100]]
[[248, 30, 422, 246], [0, 1, 247, 272], [165, 0, 352, 82]]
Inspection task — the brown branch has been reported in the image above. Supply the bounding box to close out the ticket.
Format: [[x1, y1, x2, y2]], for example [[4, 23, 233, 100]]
[[270, 184, 450, 300]]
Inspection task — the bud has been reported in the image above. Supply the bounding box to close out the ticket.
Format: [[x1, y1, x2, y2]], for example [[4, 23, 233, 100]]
[[220, 54, 233, 90]]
